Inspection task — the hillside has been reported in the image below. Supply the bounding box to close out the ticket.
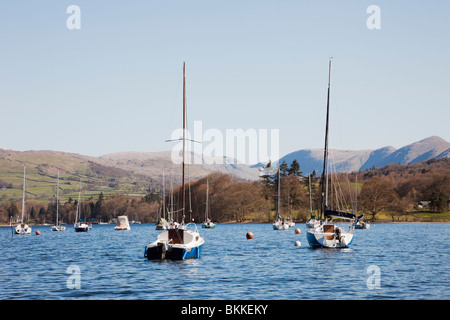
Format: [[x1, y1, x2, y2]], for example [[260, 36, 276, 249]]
[[0, 149, 153, 203], [1, 135, 448, 203]]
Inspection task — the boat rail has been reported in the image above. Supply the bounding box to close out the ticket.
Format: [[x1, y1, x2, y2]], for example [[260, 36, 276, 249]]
[[184, 222, 199, 233]]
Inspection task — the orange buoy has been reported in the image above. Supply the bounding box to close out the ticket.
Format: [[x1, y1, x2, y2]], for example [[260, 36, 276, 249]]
[[295, 228, 301, 234], [246, 232, 254, 239], [36, 230, 41, 235]]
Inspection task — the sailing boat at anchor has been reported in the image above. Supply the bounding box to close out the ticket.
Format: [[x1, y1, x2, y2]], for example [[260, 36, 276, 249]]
[[15, 166, 32, 235], [74, 179, 92, 232], [273, 164, 289, 230], [51, 171, 66, 231], [202, 179, 215, 229], [306, 59, 356, 248], [145, 62, 204, 260]]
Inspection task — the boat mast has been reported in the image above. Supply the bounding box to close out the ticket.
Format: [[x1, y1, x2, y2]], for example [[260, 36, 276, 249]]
[[355, 174, 358, 214], [277, 163, 281, 216], [162, 170, 166, 220], [76, 178, 81, 224], [320, 58, 332, 220], [309, 174, 313, 215], [205, 179, 209, 222], [56, 171, 60, 226], [21, 166, 26, 223], [182, 61, 186, 224]]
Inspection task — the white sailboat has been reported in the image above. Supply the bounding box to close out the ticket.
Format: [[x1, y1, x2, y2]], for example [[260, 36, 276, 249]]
[[273, 164, 289, 230], [353, 176, 370, 229], [51, 171, 66, 231], [145, 62, 204, 260], [202, 179, 215, 229], [306, 174, 320, 229], [74, 179, 91, 232], [306, 59, 356, 248], [15, 166, 32, 235]]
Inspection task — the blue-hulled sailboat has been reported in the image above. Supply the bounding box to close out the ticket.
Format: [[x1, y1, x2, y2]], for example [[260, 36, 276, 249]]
[[145, 62, 204, 260], [306, 59, 356, 248]]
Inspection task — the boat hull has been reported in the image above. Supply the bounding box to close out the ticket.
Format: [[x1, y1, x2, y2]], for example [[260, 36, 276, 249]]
[[144, 225, 204, 260], [306, 229, 322, 247], [354, 222, 370, 229], [114, 226, 130, 231], [15, 224, 31, 235], [145, 243, 203, 260], [51, 226, 66, 231], [273, 222, 289, 230], [74, 224, 91, 232], [307, 225, 354, 248]]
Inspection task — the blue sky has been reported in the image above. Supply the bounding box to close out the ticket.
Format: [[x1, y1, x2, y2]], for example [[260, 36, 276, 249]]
[[0, 1, 449, 158]]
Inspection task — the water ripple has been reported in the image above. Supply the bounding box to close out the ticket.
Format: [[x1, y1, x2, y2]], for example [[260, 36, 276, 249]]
[[0, 223, 449, 299]]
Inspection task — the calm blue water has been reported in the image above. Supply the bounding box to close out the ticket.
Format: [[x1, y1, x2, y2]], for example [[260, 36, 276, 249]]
[[0, 223, 449, 300]]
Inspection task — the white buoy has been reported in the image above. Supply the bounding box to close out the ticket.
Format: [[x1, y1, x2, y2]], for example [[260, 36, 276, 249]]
[[294, 241, 301, 246]]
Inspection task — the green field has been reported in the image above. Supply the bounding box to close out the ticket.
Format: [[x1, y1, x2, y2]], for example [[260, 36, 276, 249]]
[[0, 151, 154, 204]]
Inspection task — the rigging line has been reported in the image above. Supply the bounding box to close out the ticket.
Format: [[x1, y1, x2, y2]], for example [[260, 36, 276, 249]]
[[345, 172, 354, 212]]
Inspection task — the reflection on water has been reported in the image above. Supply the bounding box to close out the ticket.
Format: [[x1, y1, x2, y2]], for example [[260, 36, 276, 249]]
[[0, 222, 449, 299]]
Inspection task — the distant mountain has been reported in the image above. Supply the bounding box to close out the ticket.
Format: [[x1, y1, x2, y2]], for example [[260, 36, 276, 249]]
[[99, 151, 260, 182], [278, 136, 450, 175]]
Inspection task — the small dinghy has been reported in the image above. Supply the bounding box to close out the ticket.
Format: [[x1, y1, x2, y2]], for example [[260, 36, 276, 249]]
[[115, 215, 131, 231]]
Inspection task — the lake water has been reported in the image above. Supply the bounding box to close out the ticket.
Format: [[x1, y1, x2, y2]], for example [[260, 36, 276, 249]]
[[0, 222, 449, 300]]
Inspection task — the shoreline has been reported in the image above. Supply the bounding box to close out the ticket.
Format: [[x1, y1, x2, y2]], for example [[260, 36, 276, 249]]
[[2, 220, 449, 228]]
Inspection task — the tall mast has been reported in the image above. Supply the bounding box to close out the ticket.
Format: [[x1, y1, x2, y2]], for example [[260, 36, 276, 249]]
[[56, 171, 60, 225], [309, 174, 313, 214], [320, 59, 332, 220], [182, 61, 186, 224], [277, 163, 281, 216], [162, 170, 166, 219], [76, 178, 81, 224], [21, 166, 26, 222], [205, 179, 209, 222]]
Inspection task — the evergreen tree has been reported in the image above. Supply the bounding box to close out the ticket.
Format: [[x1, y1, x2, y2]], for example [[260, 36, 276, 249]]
[[289, 159, 302, 176], [279, 161, 289, 177], [8, 203, 19, 219], [30, 206, 37, 220], [430, 188, 447, 212], [38, 207, 46, 223]]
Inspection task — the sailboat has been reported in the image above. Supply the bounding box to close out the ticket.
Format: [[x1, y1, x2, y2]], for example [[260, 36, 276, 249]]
[[306, 174, 320, 229], [202, 179, 215, 228], [353, 215, 370, 229], [51, 171, 66, 231], [352, 175, 370, 229], [74, 179, 92, 232], [273, 164, 289, 230], [145, 62, 204, 260], [15, 166, 32, 235], [306, 59, 356, 248]]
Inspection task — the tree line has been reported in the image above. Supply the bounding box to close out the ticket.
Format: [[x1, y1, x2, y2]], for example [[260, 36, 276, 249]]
[[0, 158, 449, 225]]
